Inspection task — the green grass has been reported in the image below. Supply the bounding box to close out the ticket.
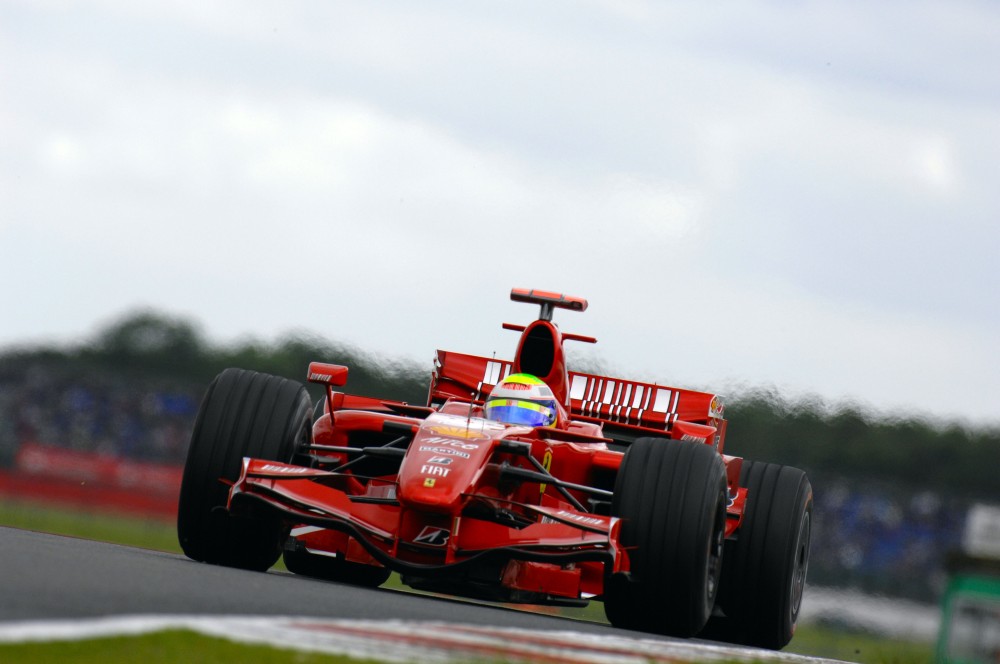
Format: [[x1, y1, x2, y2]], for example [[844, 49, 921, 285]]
[[0, 499, 936, 663], [784, 624, 932, 664], [0, 499, 182, 552], [0, 629, 382, 664]]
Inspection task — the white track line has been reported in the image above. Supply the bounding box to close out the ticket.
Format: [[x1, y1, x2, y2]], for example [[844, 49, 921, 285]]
[[0, 616, 848, 663]]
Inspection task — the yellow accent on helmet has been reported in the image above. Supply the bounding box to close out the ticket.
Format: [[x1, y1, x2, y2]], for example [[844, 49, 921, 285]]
[[504, 373, 545, 385]]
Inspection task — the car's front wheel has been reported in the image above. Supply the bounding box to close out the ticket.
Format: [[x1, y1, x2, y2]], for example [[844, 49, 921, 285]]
[[177, 368, 311, 571], [604, 437, 728, 637]]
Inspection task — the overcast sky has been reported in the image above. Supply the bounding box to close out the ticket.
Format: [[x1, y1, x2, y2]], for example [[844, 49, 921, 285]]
[[2, 0, 997, 425]]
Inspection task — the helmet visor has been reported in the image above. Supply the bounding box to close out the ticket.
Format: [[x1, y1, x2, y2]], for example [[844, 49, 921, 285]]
[[484, 398, 556, 427]]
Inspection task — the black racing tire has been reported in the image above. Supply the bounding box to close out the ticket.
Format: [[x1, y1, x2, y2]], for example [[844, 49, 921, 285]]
[[708, 460, 813, 650], [604, 438, 728, 637], [312, 396, 327, 424], [177, 368, 312, 571], [283, 545, 392, 587]]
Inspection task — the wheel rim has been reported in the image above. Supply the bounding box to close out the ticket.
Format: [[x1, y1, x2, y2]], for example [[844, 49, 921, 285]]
[[789, 508, 811, 621], [706, 490, 727, 603]]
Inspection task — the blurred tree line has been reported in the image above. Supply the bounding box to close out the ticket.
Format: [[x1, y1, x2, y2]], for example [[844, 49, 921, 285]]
[[0, 310, 428, 404], [723, 394, 998, 500], [1, 310, 996, 499]]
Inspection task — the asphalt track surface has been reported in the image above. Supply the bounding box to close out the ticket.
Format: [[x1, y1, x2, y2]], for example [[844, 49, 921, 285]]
[[0, 526, 636, 634], [2, 527, 846, 663]]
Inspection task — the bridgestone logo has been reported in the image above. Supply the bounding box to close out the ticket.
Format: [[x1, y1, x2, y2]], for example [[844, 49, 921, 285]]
[[260, 464, 310, 474], [555, 510, 604, 527], [413, 527, 450, 547]]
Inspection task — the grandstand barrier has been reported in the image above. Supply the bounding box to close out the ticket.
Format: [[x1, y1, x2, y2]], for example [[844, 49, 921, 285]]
[[0, 442, 181, 521]]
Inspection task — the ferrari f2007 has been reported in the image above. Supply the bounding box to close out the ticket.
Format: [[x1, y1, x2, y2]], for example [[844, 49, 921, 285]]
[[177, 288, 812, 649]]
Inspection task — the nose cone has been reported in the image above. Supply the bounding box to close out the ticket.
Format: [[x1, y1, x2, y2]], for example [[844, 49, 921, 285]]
[[397, 413, 506, 513]]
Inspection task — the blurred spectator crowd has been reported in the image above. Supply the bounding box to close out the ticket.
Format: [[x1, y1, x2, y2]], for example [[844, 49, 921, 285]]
[[0, 365, 199, 464], [0, 367, 968, 602], [809, 477, 967, 601]]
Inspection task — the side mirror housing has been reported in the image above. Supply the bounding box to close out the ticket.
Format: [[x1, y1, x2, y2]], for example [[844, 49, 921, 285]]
[[307, 362, 349, 387]]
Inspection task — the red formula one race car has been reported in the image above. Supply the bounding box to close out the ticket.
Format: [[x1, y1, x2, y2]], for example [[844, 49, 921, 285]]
[[177, 288, 812, 649]]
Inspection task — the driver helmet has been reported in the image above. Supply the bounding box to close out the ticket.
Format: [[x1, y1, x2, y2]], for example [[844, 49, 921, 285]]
[[484, 373, 558, 427]]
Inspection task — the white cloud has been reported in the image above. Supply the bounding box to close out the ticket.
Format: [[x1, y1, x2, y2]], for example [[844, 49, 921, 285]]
[[1, 0, 998, 424], [38, 135, 86, 177], [911, 136, 961, 195]]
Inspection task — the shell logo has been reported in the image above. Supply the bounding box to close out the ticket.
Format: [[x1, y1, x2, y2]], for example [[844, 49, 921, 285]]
[[709, 396, 725, 418]]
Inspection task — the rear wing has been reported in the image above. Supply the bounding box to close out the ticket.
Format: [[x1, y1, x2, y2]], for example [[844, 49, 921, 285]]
[[429, 350, 727, 449]]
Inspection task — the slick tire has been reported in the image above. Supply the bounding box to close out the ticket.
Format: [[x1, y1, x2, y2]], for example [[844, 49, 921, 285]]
[[706, 461, 813, 650], [604, 438, 728, 637], [312, 397, 327, 424], [283, 545, 392, 587], [177, 368, 312, 571]]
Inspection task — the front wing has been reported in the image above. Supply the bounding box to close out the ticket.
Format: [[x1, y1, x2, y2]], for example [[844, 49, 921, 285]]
[[229, 458, 624, 598]]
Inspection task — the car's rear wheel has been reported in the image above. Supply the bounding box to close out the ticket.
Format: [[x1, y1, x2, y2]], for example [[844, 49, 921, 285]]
[[707, 460, 812, 649], [177, 368, 311, 571], [604, 438, 728, 637], [283, 542, 392, 587]]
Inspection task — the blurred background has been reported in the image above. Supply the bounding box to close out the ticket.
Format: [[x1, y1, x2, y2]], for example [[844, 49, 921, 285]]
[[2, 1, 998, 661]]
